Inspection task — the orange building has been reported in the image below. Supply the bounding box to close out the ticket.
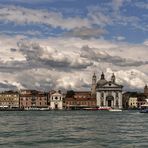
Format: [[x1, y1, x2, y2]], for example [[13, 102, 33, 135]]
[[65, 91, 96, 109]]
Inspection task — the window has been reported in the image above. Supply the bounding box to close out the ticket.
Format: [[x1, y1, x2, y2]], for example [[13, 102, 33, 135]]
[[101, 92, 104, 98], [116, 100, 118, 107], [101, 101, 104, 106]]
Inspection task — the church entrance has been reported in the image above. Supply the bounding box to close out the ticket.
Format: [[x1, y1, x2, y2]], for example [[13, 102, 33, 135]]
[[55, 104, 58, 109], [108, 100, 112, 107], [106, 95, 114, 107]]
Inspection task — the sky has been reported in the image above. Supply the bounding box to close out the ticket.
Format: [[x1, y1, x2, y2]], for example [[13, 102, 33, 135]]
[[0, 0, 148, 92]]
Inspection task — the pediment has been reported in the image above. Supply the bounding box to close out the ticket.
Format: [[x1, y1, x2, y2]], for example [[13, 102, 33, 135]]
[[102, 82, 122, 88]]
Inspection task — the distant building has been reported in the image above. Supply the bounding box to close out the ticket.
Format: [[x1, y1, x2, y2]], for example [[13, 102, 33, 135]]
[[19, 90, 48, 109], [123, 91, 147, 109], [95, 73, 123, 109], [0, 91, 19, 108], [50, 91, 64, 109], [65, 91, 96, 109], [128, 97, 138, 108], [122, 92, 130, 109]]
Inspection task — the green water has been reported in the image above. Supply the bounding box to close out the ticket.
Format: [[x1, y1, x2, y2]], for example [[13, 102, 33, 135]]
[[0, 110, 147, 148]]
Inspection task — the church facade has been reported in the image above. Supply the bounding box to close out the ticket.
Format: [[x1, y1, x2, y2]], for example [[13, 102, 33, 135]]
[[50, 91, 64, 109], [91, 72, 123, 109]]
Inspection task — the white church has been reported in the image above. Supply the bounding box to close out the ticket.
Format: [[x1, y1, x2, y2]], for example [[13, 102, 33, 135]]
[[50, 91, 64, 109], [91, 72, 123, 109]]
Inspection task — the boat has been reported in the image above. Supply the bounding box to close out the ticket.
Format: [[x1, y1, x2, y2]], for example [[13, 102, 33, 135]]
[[140, 104, 148, 113], [83, 107, 111, 111], [24, 107, 50, 111], [97, 106, 112, 111], [83, 107, 98, 111], [109, 108, 122, 112]]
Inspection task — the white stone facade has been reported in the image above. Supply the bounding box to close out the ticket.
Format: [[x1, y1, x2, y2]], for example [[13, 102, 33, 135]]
[[50, 91, 63, 109], [95, 73, 123, 109]]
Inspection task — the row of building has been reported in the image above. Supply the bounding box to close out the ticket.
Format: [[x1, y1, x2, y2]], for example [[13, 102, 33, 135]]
[[0, 73, 148, 110], [0, 90, 95, 110]]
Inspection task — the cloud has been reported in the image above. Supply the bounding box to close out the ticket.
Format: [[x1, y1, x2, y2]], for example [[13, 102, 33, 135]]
[[112, 0, 124, 12], [106, 68, 148, 90], [17, 40, 93, 70], [0, 82, 17, 91], [114, 36, 125, 41], [80, 45, 148, 67], [0, 34, 148, 91], [65, 27, 107, 39], [135, 1, 148, 10], [0, 5, 91, 30]]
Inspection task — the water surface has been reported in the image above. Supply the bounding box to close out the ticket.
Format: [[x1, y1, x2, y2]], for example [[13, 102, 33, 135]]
[[0, 110, 147, 148]]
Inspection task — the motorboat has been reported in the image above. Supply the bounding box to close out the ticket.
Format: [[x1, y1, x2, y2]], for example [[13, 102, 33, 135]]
[[97, 106, 112, 111], [140, 104, 148, 113], [24, 107, 50, 111], [109, 108, 122, 112], [83, 107, 98, 111], [83, 107, 111, 111]]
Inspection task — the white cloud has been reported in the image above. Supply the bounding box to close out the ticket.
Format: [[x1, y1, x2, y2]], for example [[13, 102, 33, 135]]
[[0, 5, 91, 30], [112, 0, 124, 12], [113, 36, 125, 41], [106, 68, 148, 90], [135, 1, 148, 10]]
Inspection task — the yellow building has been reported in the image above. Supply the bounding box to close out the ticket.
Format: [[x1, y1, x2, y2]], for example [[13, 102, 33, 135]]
[[0, 91, 19, 108], [128, 97, 138, 108]]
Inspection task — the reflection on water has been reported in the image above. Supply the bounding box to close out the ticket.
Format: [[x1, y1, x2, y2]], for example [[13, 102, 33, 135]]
[[0, 111, 148, 148]]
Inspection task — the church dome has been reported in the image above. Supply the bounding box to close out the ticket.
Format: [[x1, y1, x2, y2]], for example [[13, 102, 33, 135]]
[[97, 72, 107, 87], [97, 79, 107, 86]]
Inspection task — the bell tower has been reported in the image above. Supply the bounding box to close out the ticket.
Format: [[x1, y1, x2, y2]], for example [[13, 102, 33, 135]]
[[91, 72, 96, 98], [111, 73, 115, 83], [144, 84, 148, 94]]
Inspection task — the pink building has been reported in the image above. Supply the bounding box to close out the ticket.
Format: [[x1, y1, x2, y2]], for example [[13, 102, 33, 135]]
[[19, 90, 48, 109]]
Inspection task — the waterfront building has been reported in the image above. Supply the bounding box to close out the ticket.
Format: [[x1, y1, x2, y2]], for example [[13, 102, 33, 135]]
[[122, 92, 130, 109], [128, 97, 138, 108], [123, 92, 147, 109], [50, 91, 64, 109], [95, 73, 123, 109], [65, 91, 96, 109], [0, 91, 19, 108], [19, 90, 48, 109]]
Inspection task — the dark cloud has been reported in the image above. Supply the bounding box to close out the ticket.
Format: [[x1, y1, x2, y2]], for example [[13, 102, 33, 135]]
[[17, 40, 93, 70], [80, 45, 148, 67], [10, 48, 17, 52], [65, 27, 107, 39], [0, 82, 17, 91]]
